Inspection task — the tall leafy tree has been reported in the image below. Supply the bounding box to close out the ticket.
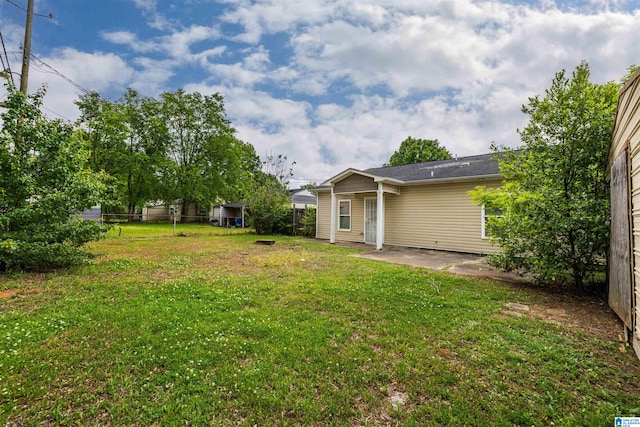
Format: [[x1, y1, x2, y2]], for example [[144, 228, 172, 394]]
[[385, 137, 451, 166], [159, 89, 258, 216], [246, 154, 295, 235], [0, 87, 110, 270], [76, 89, 167, 219], [470, 62, 619, 288], [119, 90, 168, 218]]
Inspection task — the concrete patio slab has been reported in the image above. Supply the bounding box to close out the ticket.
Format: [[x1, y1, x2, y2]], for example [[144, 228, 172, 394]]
[[340, 243, 527, 283]]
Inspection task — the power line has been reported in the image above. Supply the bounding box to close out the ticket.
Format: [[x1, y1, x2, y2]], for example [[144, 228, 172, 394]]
[[30, 54, 90, 94], [41, 105, 72, 122], [0, 31, 15, 86], [5, 0, 53, 19], [0, 44, 7, 79], [6, 0, 53, 92]]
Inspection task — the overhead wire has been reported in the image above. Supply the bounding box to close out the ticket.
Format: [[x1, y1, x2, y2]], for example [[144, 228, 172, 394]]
[[41, 105, 72, 122], [0, 31, 15, 86], [29, 54, 89, 94], [2, 1, 71, 121], [5, 0, 53, 19]]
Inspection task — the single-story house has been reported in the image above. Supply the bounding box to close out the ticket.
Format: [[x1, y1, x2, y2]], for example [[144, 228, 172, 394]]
[[608, 68, 640, 359], [142, 200, 210, 222], [290, 189, 317, 209], [79, 205, 101, 221], [314, 153, 503, 253], [142, 201, 173, 222]]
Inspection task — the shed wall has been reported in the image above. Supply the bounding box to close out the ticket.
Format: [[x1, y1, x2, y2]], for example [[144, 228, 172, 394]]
[[626, 77, 640, 355], [610, 70, 640, 358]]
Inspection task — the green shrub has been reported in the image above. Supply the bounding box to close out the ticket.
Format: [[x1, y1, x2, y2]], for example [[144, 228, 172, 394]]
[[299, 207, 316, 237]]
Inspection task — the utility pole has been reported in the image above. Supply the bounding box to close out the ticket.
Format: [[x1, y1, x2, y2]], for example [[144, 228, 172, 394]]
[[19, 0, 35, 93]]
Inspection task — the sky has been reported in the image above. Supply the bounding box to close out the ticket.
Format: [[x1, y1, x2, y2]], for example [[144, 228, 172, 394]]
[[0, 0, 638, 187]]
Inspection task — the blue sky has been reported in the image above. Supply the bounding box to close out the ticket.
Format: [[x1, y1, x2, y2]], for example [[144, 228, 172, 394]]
[[1, 0, 639, 186]]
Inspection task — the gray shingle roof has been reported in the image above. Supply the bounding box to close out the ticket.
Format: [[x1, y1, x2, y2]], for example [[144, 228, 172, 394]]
[[364, 153, 500, 182], [291, 194, 317, 204]]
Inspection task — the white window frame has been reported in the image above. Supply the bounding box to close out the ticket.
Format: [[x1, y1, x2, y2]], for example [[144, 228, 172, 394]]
[[338, 200, 351, 231], [481, 205, 504, 239]]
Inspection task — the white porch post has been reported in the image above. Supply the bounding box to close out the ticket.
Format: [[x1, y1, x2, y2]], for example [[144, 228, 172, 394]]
[[330, 188, 336, 243], [376, 183, 384, 250]]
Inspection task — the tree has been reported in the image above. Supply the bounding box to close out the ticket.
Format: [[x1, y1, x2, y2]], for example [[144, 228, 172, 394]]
[[385, 137, 451, 166], [0, 87, 110, 270], [470, 62, 619, 288], [247, 154, 294, 235], [159, 90, 257, 218], [299, 206, 316, 237], [76, 89, 168, 220]]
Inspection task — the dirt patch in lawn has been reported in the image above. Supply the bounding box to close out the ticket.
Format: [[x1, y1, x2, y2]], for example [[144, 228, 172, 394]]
[[342, 243, 625, 345], [503, 284, 625, 343], [0, 288, 18, 298]]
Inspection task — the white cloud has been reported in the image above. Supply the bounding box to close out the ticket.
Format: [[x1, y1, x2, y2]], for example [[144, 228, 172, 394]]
[[100, 25, 225, 93], [221, 0, 340, 43], [101, 31, 159, 53], [130, 0, 156, 12], [4, 0, 639, 183], [203, 47, 271, 86], [102, 25, 221, 59], [129, 0, 173, 30], [129, 57, 176, 94], [26, 48, 135, 121], [165, 25, 221, 59]]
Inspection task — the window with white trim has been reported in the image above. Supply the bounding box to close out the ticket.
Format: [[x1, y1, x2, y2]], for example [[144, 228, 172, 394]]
[[482, 205, 504, 239], [338, 200, 351, 231]]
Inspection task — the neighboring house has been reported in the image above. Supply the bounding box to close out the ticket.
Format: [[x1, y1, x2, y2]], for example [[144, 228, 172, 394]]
[[142, 200, 209, 222], [289, 189, 317, 235], [314, 153, 503, 253], [290, 189, 317, 209], [608, 68, 640, 360], [142, 201, 173, 222], [79, 205, 101, 221]]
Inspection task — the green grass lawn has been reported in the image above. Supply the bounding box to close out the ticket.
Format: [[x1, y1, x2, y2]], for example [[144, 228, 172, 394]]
[[1, 223, 638, 426]]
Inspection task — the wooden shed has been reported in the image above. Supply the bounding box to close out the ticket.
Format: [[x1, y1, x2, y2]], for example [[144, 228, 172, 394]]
[[608, 68, 640, 359]]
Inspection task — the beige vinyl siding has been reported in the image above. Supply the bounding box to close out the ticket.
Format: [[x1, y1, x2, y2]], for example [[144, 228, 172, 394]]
[[334, 174, 377, 193], [316, 192, 331, 239], [335, 196, 365, 242], [611, 75, 640, 163], [615, 73, 640, 355], [143, 205, 170, 221], [383, 179, 502, 254]]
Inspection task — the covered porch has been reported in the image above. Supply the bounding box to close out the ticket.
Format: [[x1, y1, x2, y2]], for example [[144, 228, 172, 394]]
[[325, 170, 400, 250]]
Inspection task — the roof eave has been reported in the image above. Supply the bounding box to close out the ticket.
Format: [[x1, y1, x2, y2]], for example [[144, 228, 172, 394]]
[[374, 176, 405, 185], [311, 185, 332, 192], [322, 168, 382, 185], [401, 173, 503, 186]]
